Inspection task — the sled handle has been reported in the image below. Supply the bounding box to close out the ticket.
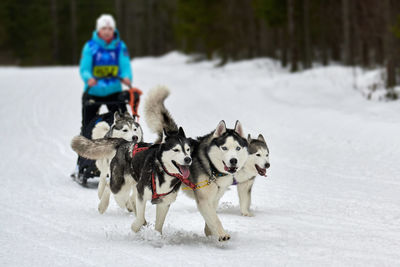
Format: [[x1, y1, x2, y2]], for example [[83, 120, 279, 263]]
[[128, 87, 143, 120]]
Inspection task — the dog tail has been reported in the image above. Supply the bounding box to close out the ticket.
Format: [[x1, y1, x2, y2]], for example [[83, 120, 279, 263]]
[[144, 85, 178, 143], [71, 136, 124, 160]]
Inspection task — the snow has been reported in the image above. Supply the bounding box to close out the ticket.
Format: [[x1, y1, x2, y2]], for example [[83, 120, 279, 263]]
[[1, 52, 400, 266]]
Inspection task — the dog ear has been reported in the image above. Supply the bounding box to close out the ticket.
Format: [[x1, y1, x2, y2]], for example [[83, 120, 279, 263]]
[[178, 127, 186, 138], [123, 111, 131, 118], [163, 128, 170, 137], [234, 120, 245, 138], [257, 134, 266, 143], [162, 128, 172, 143], [114, 111, 121, 121], [247, 134, 252, 142], [213, 120, 226, 137]]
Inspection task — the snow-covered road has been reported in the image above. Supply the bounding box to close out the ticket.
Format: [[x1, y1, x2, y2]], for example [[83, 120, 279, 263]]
[[1, 53, 399, 266]]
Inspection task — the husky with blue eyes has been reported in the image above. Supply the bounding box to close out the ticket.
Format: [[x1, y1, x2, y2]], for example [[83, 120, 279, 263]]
[[144, 86, 249, 241]]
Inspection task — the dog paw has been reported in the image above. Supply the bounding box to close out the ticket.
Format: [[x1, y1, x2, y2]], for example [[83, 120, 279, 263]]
[[155, 227, 163, 234], [241, 211, 254, 217], [98, 204, 107, 214], [131, 220, 145, 232], [218, 234, 231, 242]]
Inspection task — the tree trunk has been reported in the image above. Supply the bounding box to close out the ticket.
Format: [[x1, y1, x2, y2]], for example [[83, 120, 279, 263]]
[[280, 27, 288, 67], [146, 0, 154, 55], [342, 0, 351, 65], [123, 0, 134, 55], [361, 42, 369, 67], [375, 38, 384, 66], [129, 0, 142, 57], [303, 0, 311, 68], [69, 0, 78, 64], [115, 0, 123, 29], [263, 24, 275, 59], [320, 1, 328, 66], [287, 0, 298, 72], [50, 0, 59, 63], [383, 0, 396, 89]]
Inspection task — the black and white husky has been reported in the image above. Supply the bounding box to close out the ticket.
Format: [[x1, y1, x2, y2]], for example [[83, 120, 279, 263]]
[[71, 126, 194, 234], [234, 134, 270, 216], [90, 112, 143, 199], [144, 86, 249, 241]]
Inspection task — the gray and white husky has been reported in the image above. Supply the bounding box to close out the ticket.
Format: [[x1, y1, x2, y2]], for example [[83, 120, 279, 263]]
[[89, 111, 143, 199], [144, 86, 249, 241], [71, 127, 194, 234], [234, 134, 270, 216]]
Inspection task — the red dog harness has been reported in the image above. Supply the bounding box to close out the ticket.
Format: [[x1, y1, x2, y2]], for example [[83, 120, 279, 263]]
[[132, 143, 149, 157], [151, 173, 177, 200], [131, 144, 196, 201]]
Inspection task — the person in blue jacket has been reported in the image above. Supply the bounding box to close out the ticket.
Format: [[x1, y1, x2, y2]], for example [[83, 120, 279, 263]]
[[79, 14, 133, 132]]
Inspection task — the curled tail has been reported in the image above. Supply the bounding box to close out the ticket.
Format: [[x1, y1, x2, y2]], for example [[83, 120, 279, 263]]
[[71, 136, 125, 160], [144, 85, 178, 143]]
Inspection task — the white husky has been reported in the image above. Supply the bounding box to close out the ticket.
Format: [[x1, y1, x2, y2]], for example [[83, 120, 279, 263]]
[[234, 134, 270, 216]]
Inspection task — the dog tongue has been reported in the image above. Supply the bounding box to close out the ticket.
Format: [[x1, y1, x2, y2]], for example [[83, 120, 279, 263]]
[[179, 166, 190, 179]]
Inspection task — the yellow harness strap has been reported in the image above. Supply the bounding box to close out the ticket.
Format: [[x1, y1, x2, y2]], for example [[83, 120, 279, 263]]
[[181, 180, 210, 191]]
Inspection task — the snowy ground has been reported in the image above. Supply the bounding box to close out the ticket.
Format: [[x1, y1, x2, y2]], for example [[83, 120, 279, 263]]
[[1, 52, 400, 266]]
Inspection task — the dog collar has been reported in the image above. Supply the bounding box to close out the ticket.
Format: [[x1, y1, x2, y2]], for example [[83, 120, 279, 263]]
[[205, 152, 228, 179], [210, 163, 228, 179], [211, 168, 227, 178]]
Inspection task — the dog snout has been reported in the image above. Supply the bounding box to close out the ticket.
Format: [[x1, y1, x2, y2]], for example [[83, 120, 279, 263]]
[[184, 157, 192, 165], [132, 135, 138, 142], [265, 162, 270, 169], [230, 158, 237, 166]]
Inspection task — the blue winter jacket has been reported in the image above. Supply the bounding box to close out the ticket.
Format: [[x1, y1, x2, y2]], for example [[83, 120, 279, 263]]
[[79, 30, 133, 97]]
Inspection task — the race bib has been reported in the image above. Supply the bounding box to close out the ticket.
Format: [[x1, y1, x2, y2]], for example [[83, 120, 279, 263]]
[[93, 65, 119, 78]]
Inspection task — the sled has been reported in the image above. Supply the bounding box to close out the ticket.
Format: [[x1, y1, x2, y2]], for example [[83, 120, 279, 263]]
[[71, 86, 143, 187]]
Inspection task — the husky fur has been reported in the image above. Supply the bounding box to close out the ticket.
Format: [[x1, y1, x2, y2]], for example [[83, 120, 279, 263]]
[[71, 127, 193, 234], [234, 134, 270, 216], [91, 112, 142, 141], [90, 112, 143, 200], [71, 136, 136, 212], [77, 111, 143, 199], [144, 86, 177, 143], [144, 86, 249, 241]]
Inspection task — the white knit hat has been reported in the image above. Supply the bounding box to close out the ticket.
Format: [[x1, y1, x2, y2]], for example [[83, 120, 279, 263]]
[[96, 14, 116, 30]]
